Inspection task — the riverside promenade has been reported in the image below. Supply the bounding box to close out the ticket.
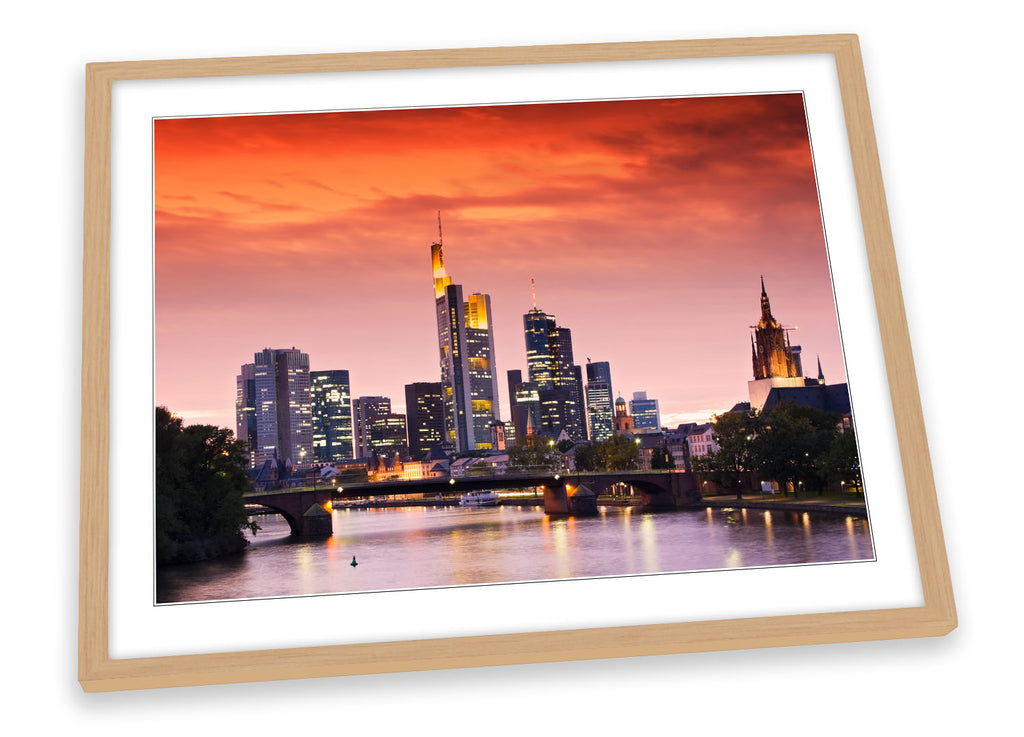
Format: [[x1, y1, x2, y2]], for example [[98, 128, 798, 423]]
[[328, 493, 868, 516], [699, 493, 867, 516]]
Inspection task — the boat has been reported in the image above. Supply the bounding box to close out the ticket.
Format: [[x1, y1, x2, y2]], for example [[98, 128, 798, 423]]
[[459, 490, 500, 507]]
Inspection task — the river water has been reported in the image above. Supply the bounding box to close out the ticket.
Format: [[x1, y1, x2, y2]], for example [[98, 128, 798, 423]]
[[156, 503, 874, 604]]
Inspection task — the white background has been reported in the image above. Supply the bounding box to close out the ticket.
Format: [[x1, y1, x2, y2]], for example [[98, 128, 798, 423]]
[[2, 1, 1016, 734]]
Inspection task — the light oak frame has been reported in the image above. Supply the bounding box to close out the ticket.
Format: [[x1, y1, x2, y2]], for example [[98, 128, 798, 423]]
[[80, 34, 956, 692]]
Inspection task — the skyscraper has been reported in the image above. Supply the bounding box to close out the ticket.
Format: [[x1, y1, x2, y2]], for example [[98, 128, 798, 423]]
[[311, 370, 353, 462], [405, 381, 445, 459], [353, 396, 409, 459], [239, 347, 314, 468], [585, 360, 614, 442], [522, 287, 586, 440], [235, 363, 258, 466], [432, 215, 500, 452], [630, 391, 661, 432]]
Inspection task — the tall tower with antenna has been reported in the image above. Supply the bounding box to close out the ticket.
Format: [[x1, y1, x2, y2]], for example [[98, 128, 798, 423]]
[[431, 213, 500, 452], [522, 279, 587, 440]]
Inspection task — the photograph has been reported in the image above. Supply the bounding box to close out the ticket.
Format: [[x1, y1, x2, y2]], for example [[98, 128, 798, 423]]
[[153, 91, 873, 605]]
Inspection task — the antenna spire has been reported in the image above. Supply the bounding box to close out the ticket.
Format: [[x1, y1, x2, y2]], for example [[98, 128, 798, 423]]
[[437, 210, 443, 246], [531, 277, 537, 309]]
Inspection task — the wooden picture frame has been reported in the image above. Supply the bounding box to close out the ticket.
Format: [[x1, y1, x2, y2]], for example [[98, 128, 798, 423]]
[[80, 34, 955, 692]]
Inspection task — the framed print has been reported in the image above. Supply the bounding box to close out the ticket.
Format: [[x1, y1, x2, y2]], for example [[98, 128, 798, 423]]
[[80, 34, 956, 692]]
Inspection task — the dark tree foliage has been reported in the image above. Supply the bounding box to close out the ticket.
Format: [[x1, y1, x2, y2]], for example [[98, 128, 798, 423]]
[[569, 434, 640, 472], [693, 403, 857, 499], [819, 429, 862, 494], [572, 441, 603, 472], [602, 434, 640, 471], [650, 445, 675, 470], [751, 402, 839, 496], [692, 409, 758, 499], [507, 434, 561, 472], [156, 406, 258, 565]]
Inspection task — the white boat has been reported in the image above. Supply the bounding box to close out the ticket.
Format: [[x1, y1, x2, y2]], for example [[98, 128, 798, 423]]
[[459, 490, 500, 507]]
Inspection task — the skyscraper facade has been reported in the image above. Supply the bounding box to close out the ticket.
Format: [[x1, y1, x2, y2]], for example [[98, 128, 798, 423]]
[[353, 396, 409, 459], [405, 381, 445, 459], [630, 391, 661, 432], [585, 360, 614, 442], [241, 347, 314, 468], [311, 370, 353, 462], [523, 302, 586, 440], [464, 292, 501, 447], [432, 217, 500, 452], [235, 362, 258, 466]]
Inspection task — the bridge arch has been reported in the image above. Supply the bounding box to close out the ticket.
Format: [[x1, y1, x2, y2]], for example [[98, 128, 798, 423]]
[[243, 489, 334, 537]]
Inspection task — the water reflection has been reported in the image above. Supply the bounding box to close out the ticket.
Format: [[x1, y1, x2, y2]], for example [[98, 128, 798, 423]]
[[157, 505, 875, 604]]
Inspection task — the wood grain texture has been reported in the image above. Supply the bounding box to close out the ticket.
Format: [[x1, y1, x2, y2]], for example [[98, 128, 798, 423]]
[[78, 33, 956, 693]]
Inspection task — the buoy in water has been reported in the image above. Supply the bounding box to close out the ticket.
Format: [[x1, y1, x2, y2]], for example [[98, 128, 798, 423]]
[[350, 556, 358, 567]]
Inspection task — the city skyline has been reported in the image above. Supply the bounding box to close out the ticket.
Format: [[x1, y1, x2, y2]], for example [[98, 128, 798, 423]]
[[155, 93, 845, 432]]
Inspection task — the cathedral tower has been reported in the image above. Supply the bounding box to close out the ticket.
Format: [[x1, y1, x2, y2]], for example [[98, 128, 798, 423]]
[[751, 276, 799, 380], [747, 278, 807, 412]]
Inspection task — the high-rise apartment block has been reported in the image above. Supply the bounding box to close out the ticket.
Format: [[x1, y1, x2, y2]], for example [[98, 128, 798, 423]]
[[630, 391, 661, 432], [405, 382, 445, 459], [311, 370, 353, 462], [235, 363, 258, 467], [432, 216, 500, 452], [352, 396, 408, 459], [522, 293, 587, 440], [237, 347, 314, 468], [585, 360, 614, 442]]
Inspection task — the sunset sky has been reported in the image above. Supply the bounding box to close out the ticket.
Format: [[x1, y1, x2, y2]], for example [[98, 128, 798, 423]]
[[154, 93, 845, 433]]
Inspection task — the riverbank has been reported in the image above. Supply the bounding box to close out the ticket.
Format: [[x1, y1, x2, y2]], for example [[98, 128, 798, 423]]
[[700, 494, 868, 516], [328, 494, 867, 515]]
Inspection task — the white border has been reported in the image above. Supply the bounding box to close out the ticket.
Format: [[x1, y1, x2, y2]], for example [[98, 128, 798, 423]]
[[109, 53, 921, 659]]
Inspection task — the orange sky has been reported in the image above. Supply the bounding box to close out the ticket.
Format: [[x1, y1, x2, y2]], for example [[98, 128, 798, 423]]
[[154, 93, 844, 432]]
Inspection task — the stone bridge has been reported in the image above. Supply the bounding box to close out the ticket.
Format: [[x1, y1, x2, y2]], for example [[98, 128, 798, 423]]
[[243, 470, 702, 537]]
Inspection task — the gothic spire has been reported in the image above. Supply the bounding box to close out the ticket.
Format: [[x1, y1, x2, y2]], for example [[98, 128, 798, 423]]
[[760, 275, 773, 321]]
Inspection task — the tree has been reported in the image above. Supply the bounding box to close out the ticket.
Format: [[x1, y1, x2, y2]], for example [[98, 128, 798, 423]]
[[563, 435, 639, 472], [751, 402, 840, 496], [693, 409, 758, 499], [650, 445, 675, 470], [572, 441, 604, 472], [156, 406, 258, 565], [818, 429, 862, 495], [507, 434, 561, 472], [601, 434, 640, 471]]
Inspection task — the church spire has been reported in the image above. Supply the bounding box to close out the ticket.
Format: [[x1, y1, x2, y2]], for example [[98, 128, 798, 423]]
[[817, 355, 825, 384], [760, 275, 773, 322], [751, 277, 799, 380]]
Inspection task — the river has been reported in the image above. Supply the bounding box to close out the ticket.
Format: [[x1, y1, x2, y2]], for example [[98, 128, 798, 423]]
[[156, 503, 873, 604]]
